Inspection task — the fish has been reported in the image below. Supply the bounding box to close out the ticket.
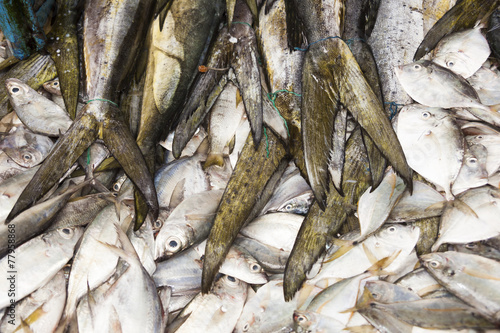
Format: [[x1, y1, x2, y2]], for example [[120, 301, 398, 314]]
[[394, 104, 464, 201], [0, 150, 27, 182], [293, 310, 345, 333], [233, 236, 290, 274], [414, 0, 500, 61], [447, 142, 488, 195], [0, 227, 83, 310], [1, 127, 54, 168], [467, 66, 500, 106], [421, 251, 500, 323], [0, 166, 39, 224], [432, 185, 500, 251], [0, 269, 66, 333], [154, 190, 224, 259], [431, 24, 491, 78], [45, 0, 82, 119], [205, 82, 245, 168], [169, 275, 248, 333], [5, 0, 159, 231], [42, 78, 67, 111], [451, 241, 500, 261], [395, 60, 500, 127]]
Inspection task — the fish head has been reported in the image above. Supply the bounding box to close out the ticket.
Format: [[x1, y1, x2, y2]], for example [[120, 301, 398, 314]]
[[432, 53, 472, 78], [293, 310, 316, 332], [234, 309, 256, 333], [420, 252, 454, 278], [154, 223, 188, 259], [395, 60, 433, 85], [376, 224, 420, 248], [43, 78, 62, 96], [221, 248, 268, 284], [3, 147, 43, 168], [5, 78, 31, 104], [215, 275, 248, 298]]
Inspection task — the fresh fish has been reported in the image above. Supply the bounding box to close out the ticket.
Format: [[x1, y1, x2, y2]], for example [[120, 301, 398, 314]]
[[0, 227, 83, 310], [293, 310, 345, 333], [451, 241, 500, 261], [162, 127, 208, 164], [432, 185, 500, 251], [357, 167, 406, 240], [202, 129, 286, 293], [0, 269, 66, 333], [168, 275, 248, 333], [468, 66, 500, 106], [6, 0, 159, 230], [154, 190, 224, 259], [239, 212, 304, 252], [45, 0, 82, 119], [234, 279, 297, 333], [0, 166, 39, 224], [368, 0, 423, 110], [306, 224, 420, 288], [0, 111, 23, 134], [395, 267, 448, 299], [395, 104, 464, 200], [42, 78, 66, 111], [1, 127, 54, 168], [387, 180, 446, 222], [421, 251, 500, 323], [0, 53, 57, 118], [63, 203, 134, 321], [365, 280, 421, 303], [205, 82, 245, 168], [6, 78, 72, 136], [233, 236, 290, 274], [128, 216, 156, 276], [414, 0, 500, 60], [465, 132, 500, 177], [395, 60, 500, 127], [431, 24, 491, 78], [154, 152, 210, 210], [448, 142, 488, 195], [0, 151, 27, 182]]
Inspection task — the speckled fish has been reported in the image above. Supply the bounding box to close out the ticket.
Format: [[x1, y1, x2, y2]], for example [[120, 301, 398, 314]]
[[387, 180, 446, 222], [0, 227, 83, 310], [205, 82, 245, 168], [5, 78, 72, 136], [0, 269, 66, 333], [1, 127, 53, 168], [432, 185, 500, 251], [154, 189, 224, 259], [468, 66, 500, 106], [6, 0, 159, 230], [168, 275, 248, 333], [239, 212, 304, 252], [431, 24, 491, 78], [395, 60, 500, 127], [394, 104, 464, 201], [421, 251, 500, 323], [357, 167, 406, 240], [414, 0, 500, 61], [234, 279, 297, 333]]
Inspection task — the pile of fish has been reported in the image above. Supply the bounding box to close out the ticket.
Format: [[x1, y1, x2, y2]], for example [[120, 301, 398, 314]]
[[1, 0, 500, 332]]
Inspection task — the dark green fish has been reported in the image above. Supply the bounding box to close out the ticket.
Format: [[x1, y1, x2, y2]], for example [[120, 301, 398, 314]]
[[414, 0, 500, 60], [46, 0, 82, 119], [202, 129, 287, 293]]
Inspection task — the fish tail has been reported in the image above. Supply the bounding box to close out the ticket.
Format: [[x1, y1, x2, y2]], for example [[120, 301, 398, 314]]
[[204, 153, 225, 169]]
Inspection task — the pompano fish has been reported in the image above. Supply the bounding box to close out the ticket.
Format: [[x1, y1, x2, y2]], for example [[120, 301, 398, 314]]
[[0, 151, 27, 182], [128, 216, 156, 276], [395, 60, 500, 127], [234, 280, 297, 333], [431, 24, 491, 78], [357, 167, 406, 240], [293, 310, 345, 333], [42, 78, 66, 111], [233, 236, 290, 274], [0, 227, 83, 310], [395, 104, 464, 200], [421, 251, 500, 323], [1, 127, 54, 168], [468, 66, 500, 105], [169, 275, 248, 333], [6, 78, 72, 136], [432, 185, 500, 251], [395, 267, 448, 299], [451, 241, 500, 261], [448, 142, 488, 195], [154, 190, 224, 259], [466, 133, 500, 177], [387, 180, 446, 222]]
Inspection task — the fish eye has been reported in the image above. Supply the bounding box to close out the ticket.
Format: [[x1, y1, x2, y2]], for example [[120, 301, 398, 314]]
[[465, 243, 477, 249], [11, 87, 19, 93], [243, 323, 250, 332], [388, 226, 397, 232], [468, 157, 477, 164], [53, 81, 59, 86], [62, 228, 71, 234], [226, 275, 236, 283], [295, 315, 306, 322], [285, 203, 293, 210], [23, 154, 32, 160], [154, 220, 163, 229], [413, 64, 421, 70], [421, 112, 430, 119], [371, 292, 378, 298], [166, 237, 181, 252], [250, 263, 261, 272], [58, 228, 74, 238], [446, 60, 454, 67], [429, 260, 441, 268], [113, 183, 120, 191], [476, 135, 483, 139]]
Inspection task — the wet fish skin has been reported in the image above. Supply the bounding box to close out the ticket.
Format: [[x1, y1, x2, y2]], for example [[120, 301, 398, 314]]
[[0, 166, 39, 224], [422, 251, 500, 323], [0, 151, 28, 182], [1, 127, 54, 168], [6, 78, 72, 136], [414, 0, 500, 61], [451, 242, 500, 261], [202, 129, 286, 293], [0, 226, 83, 310], [233, 236, 290, 274]]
